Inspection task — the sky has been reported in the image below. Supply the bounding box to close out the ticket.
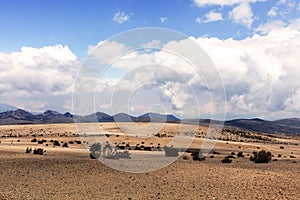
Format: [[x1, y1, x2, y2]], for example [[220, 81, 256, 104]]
[[0, 0, 300, 120]]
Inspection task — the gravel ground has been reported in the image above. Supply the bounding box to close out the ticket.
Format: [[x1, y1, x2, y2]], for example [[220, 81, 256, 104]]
[[0, 149, 299, 200]]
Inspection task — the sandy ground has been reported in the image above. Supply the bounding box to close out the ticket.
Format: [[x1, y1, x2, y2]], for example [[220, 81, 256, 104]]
[[0, 123, 300, 199]]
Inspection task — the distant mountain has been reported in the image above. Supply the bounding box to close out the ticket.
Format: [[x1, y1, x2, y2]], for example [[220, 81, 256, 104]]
[[77, 112, 114, 123], [0, 109, 299, 135], [35, 110, 73, 123], [0, 103, 18, 112], [273, 118, 300, 128], [0, 109, 35, 124], [136, 112, 180, 123], [113, 113, 136, 122], [225, 118, 300, 135]]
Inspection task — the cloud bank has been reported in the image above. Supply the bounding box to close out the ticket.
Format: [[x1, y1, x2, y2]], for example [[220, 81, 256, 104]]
[[1, 20, 300, 120]]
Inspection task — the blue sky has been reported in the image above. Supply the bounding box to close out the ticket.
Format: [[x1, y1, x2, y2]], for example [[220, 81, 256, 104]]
[[1, 0, 299, 60], [0, 0, 300, 120]]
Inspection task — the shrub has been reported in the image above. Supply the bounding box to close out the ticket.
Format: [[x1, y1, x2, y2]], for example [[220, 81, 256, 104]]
[[33, 148, 45, 155], [164, 146, 179, 157], [280, 146, 284, 149], [182, 155, 189, 160], [38, 140, 44, 144], [134, 146, 142, 150], [226, 155, 235, 159], [62, 142, 68, 148], [191, 152, 205, 161], [212, 151, 220, 154], [68, 141, 74, 144], [290, 155, 296, 158], [25, 147, 32, 153], [250, 150, 272, 163], [118, 150, 131, 159], [31, 138, 37, 143], [231, 152, 236, 155], [278, 154, 282, 158], [53, 140, 60, 146], [89, 143, 101, 159], [144, 146, 152, 151], [117, 145, 126, 150], [221, 157, 233, 163], [237, 152, 244, 157], [74, 140, 82, 144]]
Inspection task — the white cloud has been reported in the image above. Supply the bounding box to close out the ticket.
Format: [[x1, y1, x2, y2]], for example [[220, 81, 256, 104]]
[[196, 10, 223, 23], [0, 45, 80, 112], [159, 17, 167, 23], [195, 17, 202, 24], [197, 22, 300, 119], [268, 7, 277, 17], [88, 40, 129, 64], [113, 11, 130, 24], [256, 20, 286, 34], [193, 0, 266, 7], [86, 19, 300, 119], [298, 2, 300, 10], [229, 2, 254, 28]]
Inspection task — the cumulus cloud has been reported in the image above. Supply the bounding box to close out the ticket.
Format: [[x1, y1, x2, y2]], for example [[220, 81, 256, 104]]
[[256, 20, 286, 34], [229, 2, 254, 28], [3, 19, 300, 120], [197, 21, 300, 119], [113, 11, 130, 24], [193, 0, 266, 7], [88, 40, 129, 64], [0, 45, 80, 112], [195, 10, 223, 23], [85, 19, 300, 119]]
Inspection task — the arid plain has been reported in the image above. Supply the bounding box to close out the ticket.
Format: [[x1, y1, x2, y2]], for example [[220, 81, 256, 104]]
[[0, 123, 299, 200]]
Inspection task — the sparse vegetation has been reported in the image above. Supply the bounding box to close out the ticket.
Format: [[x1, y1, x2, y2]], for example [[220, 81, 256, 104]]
[[33, 148, 45, 155], [53, 140, 60, 146], [62, 142, 68, 148], [221, 156, 233, 163], [191, 152, 205, 161], [25, 147, 32, 153], [31, 138, 37, 142], [250, 150, 272, 163], [164, 146, 179, 157], [237, 152, 244, 157], [182, 155, 189, 160], [89, 143, 101, 159]]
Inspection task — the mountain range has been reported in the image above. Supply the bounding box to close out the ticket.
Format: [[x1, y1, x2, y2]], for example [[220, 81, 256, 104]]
[[0, 108, 299, 135]]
